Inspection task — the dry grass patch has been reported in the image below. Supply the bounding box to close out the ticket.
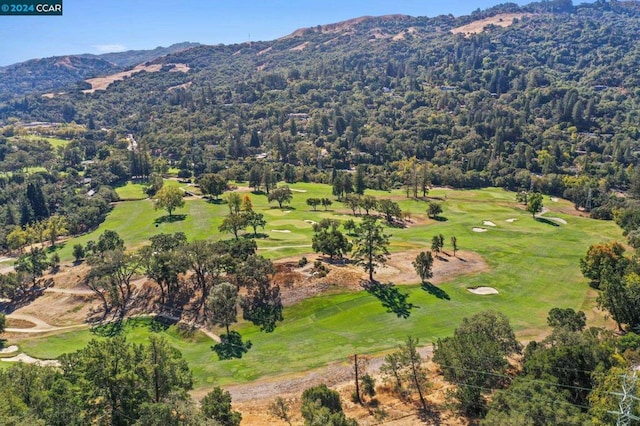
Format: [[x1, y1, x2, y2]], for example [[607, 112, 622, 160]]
[[451, 13, 532, 36]]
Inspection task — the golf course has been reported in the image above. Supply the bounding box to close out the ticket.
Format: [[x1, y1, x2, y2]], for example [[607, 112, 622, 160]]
[[2, 182, 622, 391]]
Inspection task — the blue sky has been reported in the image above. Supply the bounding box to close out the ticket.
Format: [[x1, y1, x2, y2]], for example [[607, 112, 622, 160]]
[[0, 0, 594, 66]]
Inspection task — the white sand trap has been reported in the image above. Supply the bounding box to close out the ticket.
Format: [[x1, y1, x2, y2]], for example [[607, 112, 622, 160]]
[[472, 227, 488, 233], [272, 229, 291, 233], [547, 217, 567, 225], [0, 345, 18, 354], [468, 287, 499, 295], [283, 211, 292, 214], [304, 220, 318, 225], [551, 197, 559, 202], [290, 189, 308, 193], [1, 353, 60, 367], [483, 221, 497, 227], [505, 218, 517, 223]]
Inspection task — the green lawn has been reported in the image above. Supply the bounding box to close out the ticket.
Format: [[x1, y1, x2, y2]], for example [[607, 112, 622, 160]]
[[115, 182, 149, 201], [11, 134, 70, 148], [17, 185, 623, 390]]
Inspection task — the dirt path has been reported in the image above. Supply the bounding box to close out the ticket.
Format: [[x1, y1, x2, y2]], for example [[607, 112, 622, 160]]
[[225, 346, 434, 403], [44, 287, 94, 296], [5, 313, 87, 333]]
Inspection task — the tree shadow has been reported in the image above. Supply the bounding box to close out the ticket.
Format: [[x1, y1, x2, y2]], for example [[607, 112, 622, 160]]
[[212, 331, 252, 360], [206, 198, 225, 204], [270, 206, 296, 210], [535, 217, 559, 227], [154, 214, 187, 224], [251, 190, 265, 195], [417, 406, 442, 425], [432, 216, 448, 222], [421, 282, 451, 300], [363, 281, 414, 318], [149, 315, 177, 332], [91, 319, 125, 337], [243, 233, 268, 239]]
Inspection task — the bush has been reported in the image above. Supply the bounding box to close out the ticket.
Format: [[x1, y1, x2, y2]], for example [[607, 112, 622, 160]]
[[298, 256, 308, 267]]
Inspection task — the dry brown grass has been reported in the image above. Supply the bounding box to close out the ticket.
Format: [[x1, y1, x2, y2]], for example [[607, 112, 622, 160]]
[[82, 63, 189, 93], [451, 13, 532, 36]]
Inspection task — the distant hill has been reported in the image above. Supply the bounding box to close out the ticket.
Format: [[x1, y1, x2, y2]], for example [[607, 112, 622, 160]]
[[77, 42, 201, 68], [0, 42, 200, 97]]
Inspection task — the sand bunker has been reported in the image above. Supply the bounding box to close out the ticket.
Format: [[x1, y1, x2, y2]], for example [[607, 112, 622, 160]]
[[483, 221, 497, 227], [304, 220, 318, 225], [0, 345, 18, 354], [551, 197, 559, 202], [468, 287, 499, 295], [1, 353, 60, 367], [283, 211, 292, 214], [290, 189, 308, 193], [272, 229, 291, 233], [547, 217, 567, 225], [505, 218, 517, 223], [472, 227, 488, 233]]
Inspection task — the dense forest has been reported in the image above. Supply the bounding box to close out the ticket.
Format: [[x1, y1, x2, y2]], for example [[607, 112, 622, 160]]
[[5, 0, 640, 424]]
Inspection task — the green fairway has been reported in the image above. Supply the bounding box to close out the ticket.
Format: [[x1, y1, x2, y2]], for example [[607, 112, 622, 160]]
[[11, 134, 70, 148], [17, 185, 623, 390], [115, 182, 149, 200]]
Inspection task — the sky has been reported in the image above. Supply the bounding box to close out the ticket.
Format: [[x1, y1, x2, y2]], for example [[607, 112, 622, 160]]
[[0, 0, 595, 66]]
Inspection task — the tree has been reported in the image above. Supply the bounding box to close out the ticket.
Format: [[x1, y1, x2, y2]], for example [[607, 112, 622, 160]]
[[241, 194, 253, 212], [15, 247, 49, 285], [94, 230, 125, 254], [243, 210, 266, 236], [546, 307, 586, 332], [321, 197, 333, 211], [225, 192, 242, 214], [378, 199, 402, 223], [355, 165, 366, 195], [431, 235, 442, 257], [0, 313, 5, 334], [45, 215, 68, 247], [26, 181, 49, 222], [527, 192, 544, 218], [301, 384, 357, 426], [400, 336, 430, 413], [312, 219, 352, 260], [86, 249, 141, 316], [412, 251, 434, 283], [236, 255, 282, 332], [268, 397, 292, 426], [142, 335, 193, 404], [359, 195, 377, 215], [154, 185, 185, 218], [343, 194, 360, 216], [72, 244, 85, 262], [201, 387, 242, 426], [306, 198, 321, 211], [207, 282, 238, 335], [268, 185, 293, 208], [426, 202, 443, 219], [433, 311, 521, 416], [199, 173, 227, 200], [580, 242, 628, 289], [140, 232, 188, 305], [218, 213, 247, 239], [451, 236, 458, 257], [352, 216, 390, 282], [350, 353, 370, 404]]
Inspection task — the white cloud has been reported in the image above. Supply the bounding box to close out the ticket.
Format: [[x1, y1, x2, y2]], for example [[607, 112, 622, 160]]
[[93, 44, 127, 53]]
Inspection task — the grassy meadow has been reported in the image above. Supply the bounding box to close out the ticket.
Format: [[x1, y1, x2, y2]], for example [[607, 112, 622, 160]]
[[12, 183, 624, 389]]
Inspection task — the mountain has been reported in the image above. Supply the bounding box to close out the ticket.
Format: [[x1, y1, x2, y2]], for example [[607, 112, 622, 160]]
[[0, 42, 200, 97], [77, 42, 201, 68], [2, 1, 640, 212]]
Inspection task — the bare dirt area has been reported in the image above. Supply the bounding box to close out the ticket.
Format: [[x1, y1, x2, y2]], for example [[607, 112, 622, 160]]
[[82, 63, 189, 93], [228, 347, 469, 425], [451, 13, 532, 36], [273, 249, 487, 307]]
